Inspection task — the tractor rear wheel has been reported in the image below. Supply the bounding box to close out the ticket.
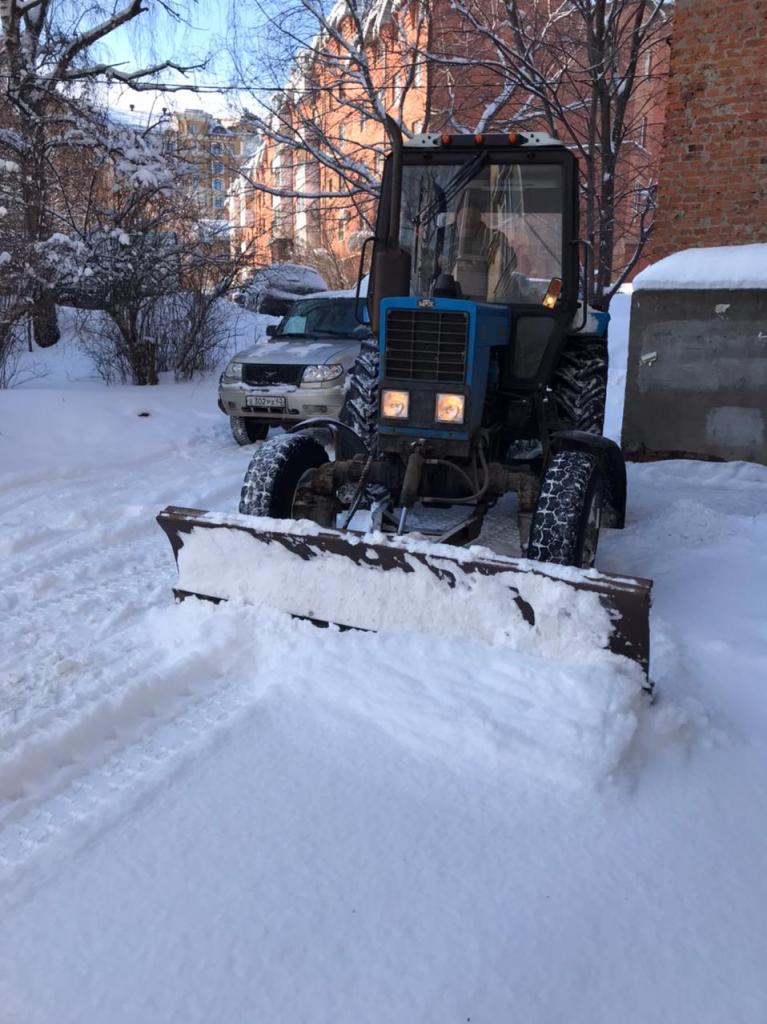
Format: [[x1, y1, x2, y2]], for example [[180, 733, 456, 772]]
[[552, 335, 608, 435], [240, 434, 329, 518], [527, 450, 603, 568], [339, 337, 379, 452]]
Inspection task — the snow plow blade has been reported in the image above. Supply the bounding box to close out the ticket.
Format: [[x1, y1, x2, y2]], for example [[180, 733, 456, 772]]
[[157, 506, 653, 676]]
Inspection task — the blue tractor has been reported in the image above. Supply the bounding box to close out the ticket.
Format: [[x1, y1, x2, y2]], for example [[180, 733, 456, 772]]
[[158, 123, 652, 672], [241, 122, 625, 567]]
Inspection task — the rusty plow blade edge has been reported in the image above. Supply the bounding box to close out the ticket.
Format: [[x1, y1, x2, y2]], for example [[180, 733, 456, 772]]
[[157, 506, 653, 676]]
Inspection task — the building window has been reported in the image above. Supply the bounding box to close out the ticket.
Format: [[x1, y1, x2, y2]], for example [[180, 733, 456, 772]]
[[338, 212, 348, 241], [637, 116, 648, 148], [338, 122, 345, 143], [632, 182, 656, 216], [213, 179, 224, 191], [213, 161, 224, 174], [212, 143, 222, 155], [214, 196, 225, 209], [391, 73, 402, 108], [189, 124, 199, 135]]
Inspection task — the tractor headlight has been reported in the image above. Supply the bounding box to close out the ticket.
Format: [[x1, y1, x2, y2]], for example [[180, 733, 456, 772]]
[[222, 360, 243, 382], [435, 393, 465, 425], [301, 364, 344, 385], [381, 389, 410, 419]]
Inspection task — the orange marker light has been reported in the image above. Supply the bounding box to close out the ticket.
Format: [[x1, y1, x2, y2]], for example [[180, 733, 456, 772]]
[[440, 132, 452, 145], [542, 277, 563, 309], [508, 132, 521, 145], [474, 133, 484, 145]]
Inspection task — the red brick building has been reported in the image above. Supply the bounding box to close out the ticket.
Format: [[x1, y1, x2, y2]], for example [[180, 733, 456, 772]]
[[650, 0, 767, 259], [230, 0, 670, 287]]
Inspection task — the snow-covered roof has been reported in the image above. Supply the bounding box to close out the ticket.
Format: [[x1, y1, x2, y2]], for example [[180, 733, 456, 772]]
[[633, 244, 767, 291]]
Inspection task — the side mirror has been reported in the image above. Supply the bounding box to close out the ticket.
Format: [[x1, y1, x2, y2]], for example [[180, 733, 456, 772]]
[[265, 324, 278, 337]]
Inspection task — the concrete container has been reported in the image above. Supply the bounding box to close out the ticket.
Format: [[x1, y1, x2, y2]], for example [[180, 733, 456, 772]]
[[622, 288, 767, 465]]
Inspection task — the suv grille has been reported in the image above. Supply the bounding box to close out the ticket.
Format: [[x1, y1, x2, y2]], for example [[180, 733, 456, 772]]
[[384, 310, 469, 383], [242, 363, 304, 386]]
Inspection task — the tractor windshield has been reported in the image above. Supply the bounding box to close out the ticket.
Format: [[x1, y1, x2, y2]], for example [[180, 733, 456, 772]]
[[399, 160, 565, 306]]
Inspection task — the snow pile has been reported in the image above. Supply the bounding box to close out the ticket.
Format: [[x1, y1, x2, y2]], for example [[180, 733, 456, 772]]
[[235, 263, 328, 314], [633, 243, 767, 291], [176, 517, 634, 664]]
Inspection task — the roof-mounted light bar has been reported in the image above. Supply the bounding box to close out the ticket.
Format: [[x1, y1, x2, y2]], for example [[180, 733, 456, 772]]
[[406, 130, 560, 149]]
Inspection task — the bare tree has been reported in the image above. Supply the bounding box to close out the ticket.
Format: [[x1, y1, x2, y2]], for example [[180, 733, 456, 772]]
[[430, 0, 670, 307], [43, 124, 254, 384], [0, 0, 203, 347], [228, 0, 436, 246]]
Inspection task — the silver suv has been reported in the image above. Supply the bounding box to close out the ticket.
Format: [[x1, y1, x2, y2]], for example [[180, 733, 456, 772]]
[[219, 294, 371, 444]]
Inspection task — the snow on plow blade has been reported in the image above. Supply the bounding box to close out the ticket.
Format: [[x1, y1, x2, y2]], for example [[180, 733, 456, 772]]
[[157, 506, 653, 675]]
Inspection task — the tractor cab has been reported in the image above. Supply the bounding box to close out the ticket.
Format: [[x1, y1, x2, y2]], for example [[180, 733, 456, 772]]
[[368, 128, 582, 458]]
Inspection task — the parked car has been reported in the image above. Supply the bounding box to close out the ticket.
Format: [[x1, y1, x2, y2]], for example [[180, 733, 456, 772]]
[[232, 263, 328, 316], [219, 293, 371, 444]]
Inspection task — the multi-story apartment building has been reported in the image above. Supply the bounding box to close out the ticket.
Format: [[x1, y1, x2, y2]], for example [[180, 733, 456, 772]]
[[170, 109, 259, 220]]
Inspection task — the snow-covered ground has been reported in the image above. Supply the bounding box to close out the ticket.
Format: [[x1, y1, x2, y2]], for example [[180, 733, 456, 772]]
[[1, 299, 766, 1023]]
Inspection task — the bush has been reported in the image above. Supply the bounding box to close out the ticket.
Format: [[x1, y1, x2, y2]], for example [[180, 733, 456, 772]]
[[77, 291, 236, 385]]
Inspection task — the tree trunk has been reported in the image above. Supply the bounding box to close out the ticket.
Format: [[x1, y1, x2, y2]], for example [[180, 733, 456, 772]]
[[129, 333, 158, 385], [32, 296, 60, 348]]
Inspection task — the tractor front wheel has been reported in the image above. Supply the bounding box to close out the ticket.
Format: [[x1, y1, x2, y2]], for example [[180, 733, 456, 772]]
[[239, 434, 329, 518], [527, 450, 603, 568]]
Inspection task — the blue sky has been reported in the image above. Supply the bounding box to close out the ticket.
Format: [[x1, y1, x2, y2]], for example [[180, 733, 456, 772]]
[[102, 2, 241, 119]]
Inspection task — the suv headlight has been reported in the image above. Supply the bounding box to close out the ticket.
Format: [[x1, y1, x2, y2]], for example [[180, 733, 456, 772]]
[[301, 364, 344, 385], [222, 360, 243, 382]]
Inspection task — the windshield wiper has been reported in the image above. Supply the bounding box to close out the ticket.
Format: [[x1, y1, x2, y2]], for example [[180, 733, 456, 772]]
[[414, 150, 490, 227]]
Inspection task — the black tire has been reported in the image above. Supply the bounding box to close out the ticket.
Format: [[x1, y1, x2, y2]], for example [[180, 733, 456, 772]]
[[339, 336, 379, 452], [552, 335, 608, 435], [527, 450, 603, 568], [239, 433, 329, 518], [230, 416, 269, 445]]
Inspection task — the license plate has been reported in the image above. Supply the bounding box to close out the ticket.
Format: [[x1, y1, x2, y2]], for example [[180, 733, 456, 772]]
[[246, 395, 286, 410]]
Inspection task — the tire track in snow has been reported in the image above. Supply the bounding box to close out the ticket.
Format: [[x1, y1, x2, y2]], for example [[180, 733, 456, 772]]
[[0, 604, 289, 889], [0, 437, 261, 878]]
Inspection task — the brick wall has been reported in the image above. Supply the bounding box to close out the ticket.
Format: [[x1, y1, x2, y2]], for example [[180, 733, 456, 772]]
[[650, 0, 767, 259]]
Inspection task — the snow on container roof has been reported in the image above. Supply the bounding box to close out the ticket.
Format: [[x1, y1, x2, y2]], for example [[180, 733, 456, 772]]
[[633, 243, 767, 291]]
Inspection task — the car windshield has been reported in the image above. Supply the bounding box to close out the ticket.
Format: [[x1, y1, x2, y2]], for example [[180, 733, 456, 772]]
[[399, 160, 564, 305], [275, 298, 370, 339]]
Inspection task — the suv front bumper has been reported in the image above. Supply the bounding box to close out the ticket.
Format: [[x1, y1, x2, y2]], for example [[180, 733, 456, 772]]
[[218, 380, 346, 423]]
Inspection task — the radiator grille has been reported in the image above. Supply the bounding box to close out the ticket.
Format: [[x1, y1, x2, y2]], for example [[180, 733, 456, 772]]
[[242, 363, 304, 386], [384, 310, 468, 383]]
